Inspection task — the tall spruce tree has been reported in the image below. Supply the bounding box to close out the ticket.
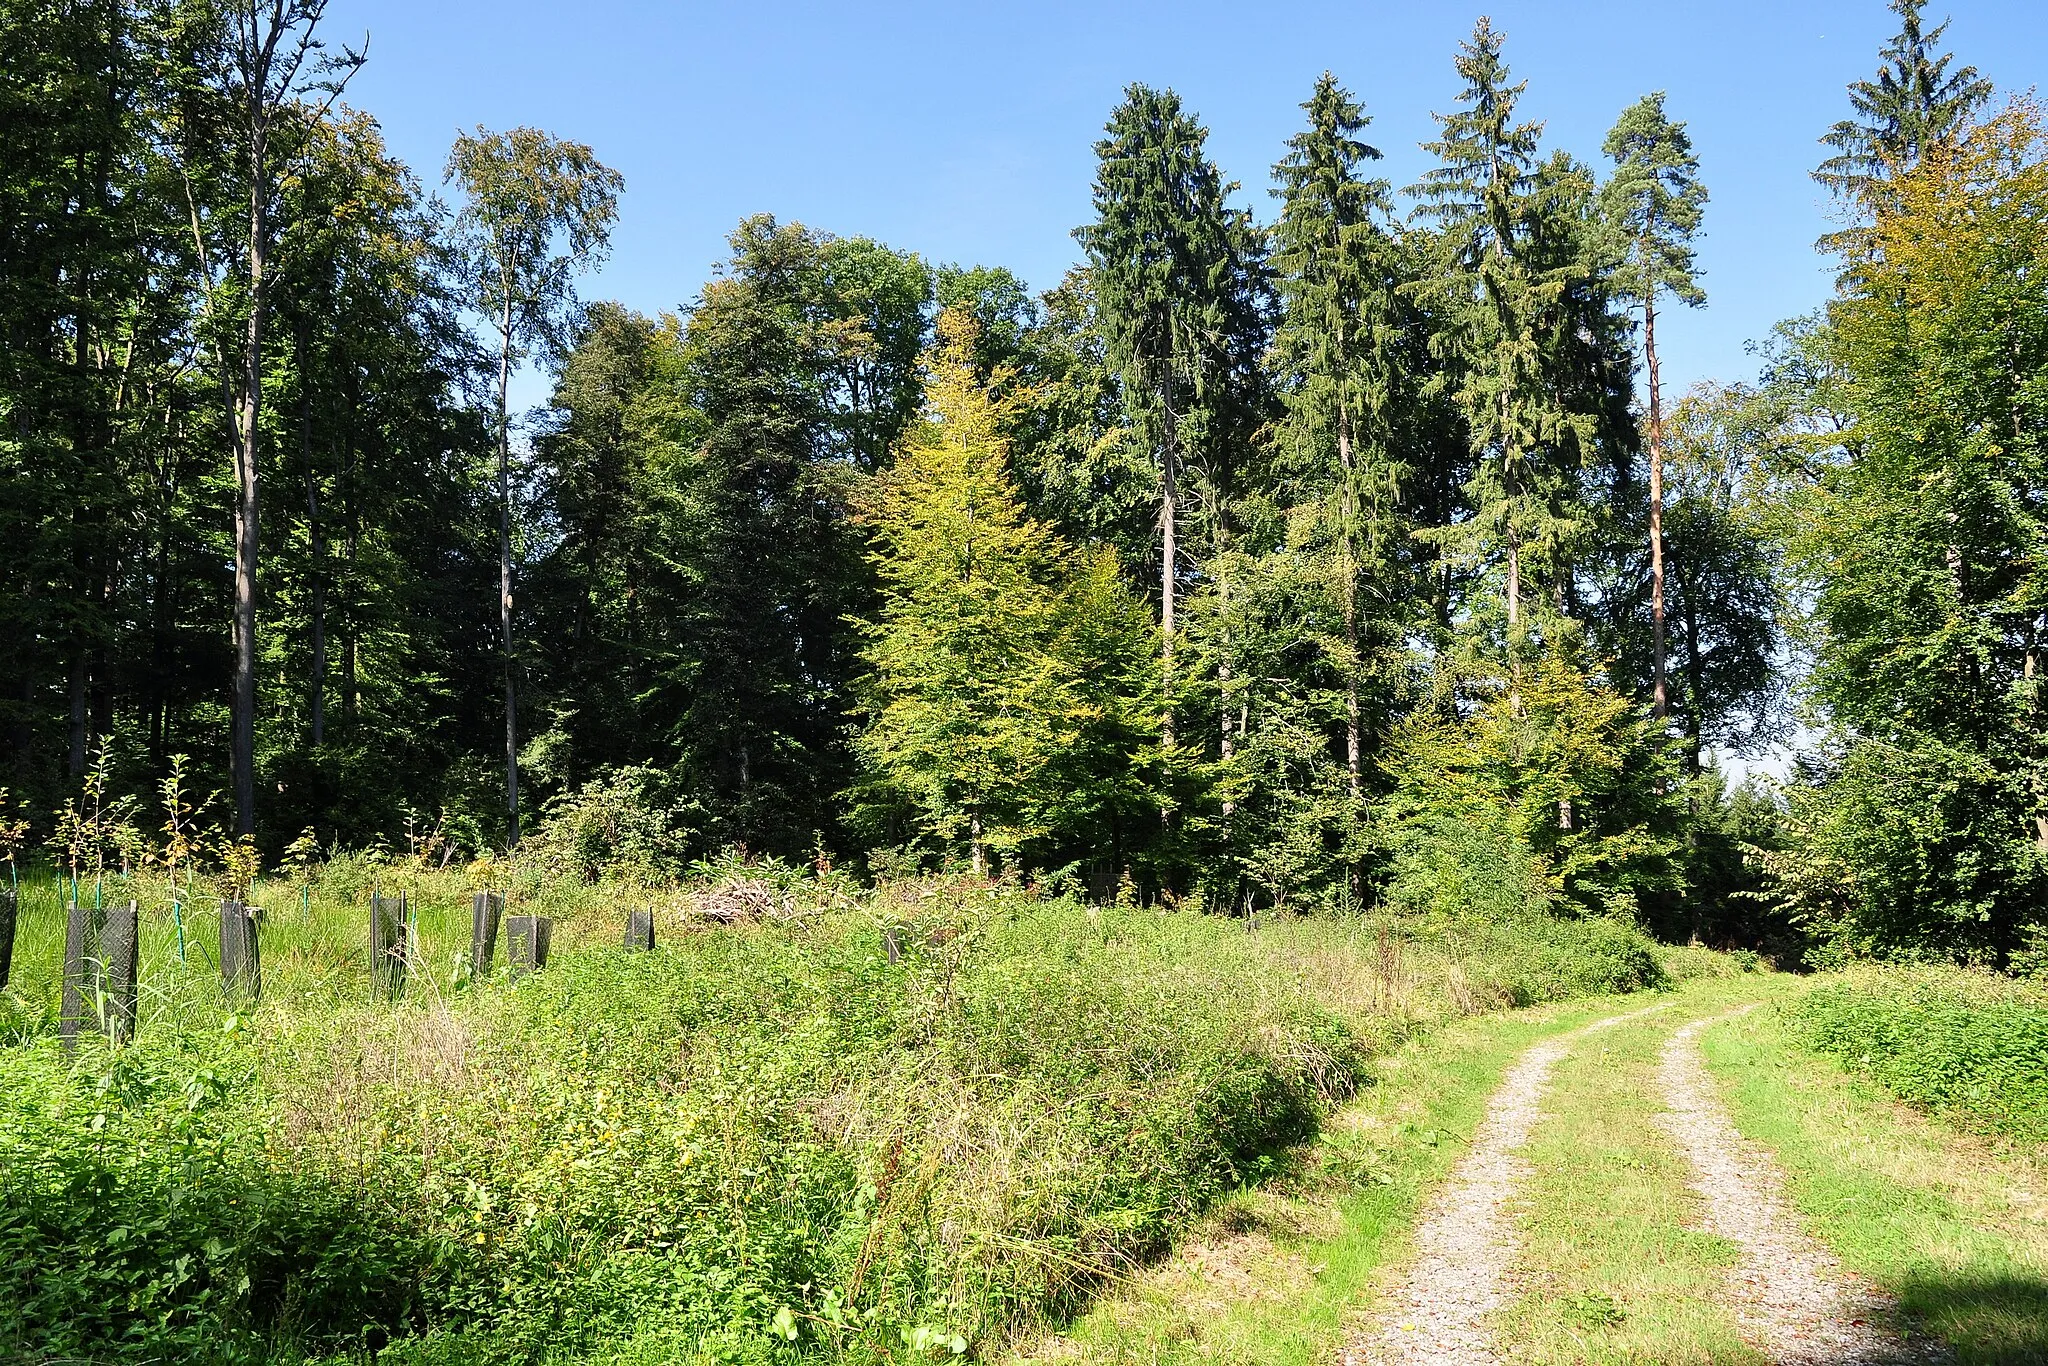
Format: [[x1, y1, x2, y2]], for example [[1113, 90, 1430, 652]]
[[1409, 17, 1585, 648], [1076, 85, 1253, 746], [1270, 73, 1404, 798], [1815, 0, 1992, 204], [1603, 92, 1707, 721]]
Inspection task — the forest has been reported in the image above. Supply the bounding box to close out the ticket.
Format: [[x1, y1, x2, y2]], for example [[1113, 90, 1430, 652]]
[[4, 0, 2045, 971]]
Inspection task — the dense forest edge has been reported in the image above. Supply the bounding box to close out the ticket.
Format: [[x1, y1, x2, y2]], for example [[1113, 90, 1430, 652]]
[[4, 0, 2045, 970], [5, 0, 2048, 1361]]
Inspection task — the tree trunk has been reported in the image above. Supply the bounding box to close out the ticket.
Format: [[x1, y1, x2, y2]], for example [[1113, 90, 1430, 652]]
[[497, 303, 520, 845], [1338, 404, 1361, 801], [1677, 555, 1707, 777], [341, 364, 358, 730], [231, 153, 268, 837], [1646, 291, 1669, 722], [1504, 527, 1521, 631], [298, 326, 325, 747], [1159, 373, 1178, 751], [67, 651, 87, 779]]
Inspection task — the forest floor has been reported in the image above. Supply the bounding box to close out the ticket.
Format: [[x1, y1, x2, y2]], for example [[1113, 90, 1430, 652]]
[[1012, 974, 2048, 1366]]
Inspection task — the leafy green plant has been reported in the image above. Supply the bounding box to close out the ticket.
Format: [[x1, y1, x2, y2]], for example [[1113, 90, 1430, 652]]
[[1784, 967, 2048, 1145]]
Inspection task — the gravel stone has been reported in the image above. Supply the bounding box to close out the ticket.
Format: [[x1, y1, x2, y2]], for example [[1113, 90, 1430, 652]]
[[1654, 1009, 1945, 1365], [1341, 1008, 1659, 1366]]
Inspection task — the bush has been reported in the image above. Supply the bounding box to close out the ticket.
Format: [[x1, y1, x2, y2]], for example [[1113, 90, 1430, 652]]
[[0, 864, 1682, 1366], [1783, 966, 2048, 1146], [1378, 656, 1687, 922], [0, 891, 1374, 1365], [1436, 913, 1668, 1004]]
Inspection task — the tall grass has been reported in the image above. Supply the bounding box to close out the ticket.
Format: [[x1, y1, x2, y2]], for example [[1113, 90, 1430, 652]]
[[0, 868, 1672, 1365]]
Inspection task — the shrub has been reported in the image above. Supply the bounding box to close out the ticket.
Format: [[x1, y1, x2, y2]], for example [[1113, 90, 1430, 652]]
[[1435, 913, 1668, 1004], [0, 868, 1678, 1366], [1783, 966, 2048, 1146], [0, 892, 1372, 1364], [1378, 656, 1687, 922]]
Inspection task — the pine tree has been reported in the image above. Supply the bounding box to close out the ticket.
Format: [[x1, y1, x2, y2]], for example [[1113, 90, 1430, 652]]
[[1270, 73, 1405, 799], [1603, 92, 1707, 721], [1815, 0, 1992, 204]]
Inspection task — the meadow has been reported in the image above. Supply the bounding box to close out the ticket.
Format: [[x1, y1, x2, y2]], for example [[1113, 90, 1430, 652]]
[[0, 857, 1667, 1365]]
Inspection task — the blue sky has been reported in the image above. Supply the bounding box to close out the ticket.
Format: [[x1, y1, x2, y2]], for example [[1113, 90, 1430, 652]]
[[332, 1, 2046, 410]]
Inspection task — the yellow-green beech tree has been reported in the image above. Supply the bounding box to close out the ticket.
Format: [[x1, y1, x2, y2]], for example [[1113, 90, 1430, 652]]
[[854, 311, 1152, 877]]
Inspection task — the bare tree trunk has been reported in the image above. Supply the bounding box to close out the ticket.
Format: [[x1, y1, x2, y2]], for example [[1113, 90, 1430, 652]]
[[2030, 631, 2048, 851], [341, 363, 358, 730], [298, 328, 325, 747], [497, 300, 520, 845], [1504, 528, 1521, 631], [1676, 555, 1708, 776], [1646, 291, 1669, 722], [1159, 376, 1178, 751], [1338, 404, 1361, 800], [231, 143, 268, 837], [67, 652, 87, 779]]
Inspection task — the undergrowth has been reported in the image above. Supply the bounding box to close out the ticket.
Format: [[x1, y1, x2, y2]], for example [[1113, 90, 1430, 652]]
[[0, 871, 1670, 1364], [1782, 965, 2048, 1147]]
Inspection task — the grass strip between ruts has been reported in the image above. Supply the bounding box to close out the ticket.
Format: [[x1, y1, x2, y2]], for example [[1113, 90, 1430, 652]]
[[1010, 995, 1662, 1365], [1492, 989, 1762, 1365]]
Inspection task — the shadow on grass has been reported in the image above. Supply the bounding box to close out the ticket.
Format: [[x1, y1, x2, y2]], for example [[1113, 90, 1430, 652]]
[[1, 1140, 451, 1364], [1898, 1269, 2048, 1365]]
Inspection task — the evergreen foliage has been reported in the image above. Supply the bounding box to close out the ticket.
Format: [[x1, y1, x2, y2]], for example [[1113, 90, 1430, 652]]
[[1407, 19, 1601, 652], [1815, 0, 1993, 203], [3, 0, 2036, 966]]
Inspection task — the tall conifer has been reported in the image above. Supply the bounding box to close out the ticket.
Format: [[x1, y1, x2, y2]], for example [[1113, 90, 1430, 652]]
[[1076, 85, 1254, 745], [1603, 93, 1707, 721], [1271, 73, 1404, 797], [1409, 18, 1582, 645], [1816, 0, 1991, 204]]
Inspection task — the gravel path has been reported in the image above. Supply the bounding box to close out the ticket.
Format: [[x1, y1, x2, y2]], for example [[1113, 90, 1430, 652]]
[[1654, 1010, 1942, 1365], [1341, 1008, 1659, 1366]]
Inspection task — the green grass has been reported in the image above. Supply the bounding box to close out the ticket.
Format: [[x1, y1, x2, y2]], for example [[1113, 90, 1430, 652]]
[[1701, 1001, 2048, 1365], [1492, 991, 1761, 1365], [0, 865, 1674, 1366], [1778, 965, 2048, 1146], [1008, 994, 1703, 1365]]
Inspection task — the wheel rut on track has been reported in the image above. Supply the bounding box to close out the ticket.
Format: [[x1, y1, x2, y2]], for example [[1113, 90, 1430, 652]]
[[1341, 1007, 1661, 1366], [1654, 1009, 1942, 1365]]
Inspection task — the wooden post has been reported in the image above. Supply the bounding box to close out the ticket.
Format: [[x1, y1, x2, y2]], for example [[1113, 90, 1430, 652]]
[[220, 898, 261, 1001], [623, 909, 653, 952], [371, 893, 407, 999], [0, 886, 16, 991], [470, 891, 502, 979], [59, 901, 94, 1050], [506, 914, 550, 979], [102, 900, 139, 1045]]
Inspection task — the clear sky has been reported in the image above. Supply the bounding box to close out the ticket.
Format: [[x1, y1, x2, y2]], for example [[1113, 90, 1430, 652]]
[[331, 0, 2047, 410]]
